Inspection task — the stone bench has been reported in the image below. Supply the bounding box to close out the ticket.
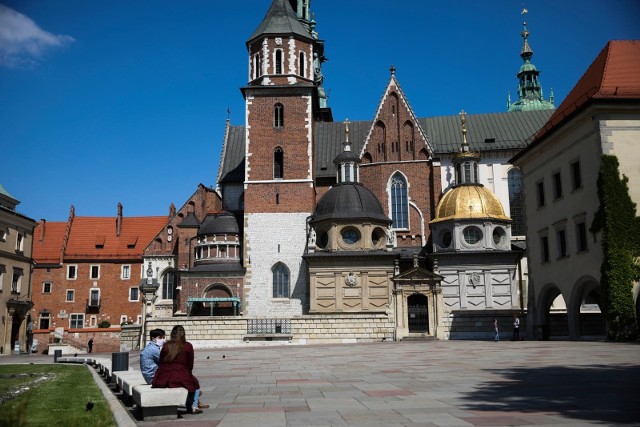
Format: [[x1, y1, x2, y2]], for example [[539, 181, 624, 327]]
[[132, 384, 188, 420], [112, 371, 147, 406], [56, 356, 95, 364]]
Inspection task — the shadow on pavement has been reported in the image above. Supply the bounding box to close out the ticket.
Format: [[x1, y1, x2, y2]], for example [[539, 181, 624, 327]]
[[461, 364, 640, 425]]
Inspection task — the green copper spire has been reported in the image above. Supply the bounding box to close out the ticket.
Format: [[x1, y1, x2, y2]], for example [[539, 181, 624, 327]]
[[507, 8, 555, 112]]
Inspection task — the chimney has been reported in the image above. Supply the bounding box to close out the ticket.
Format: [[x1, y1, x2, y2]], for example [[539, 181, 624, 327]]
[[39, 219, 46, 242], [116, 203, 123, 236], [169, 203, 176, 218]]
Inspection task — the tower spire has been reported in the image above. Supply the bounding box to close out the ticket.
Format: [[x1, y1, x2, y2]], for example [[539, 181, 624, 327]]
[[506, 7, 555, 112]]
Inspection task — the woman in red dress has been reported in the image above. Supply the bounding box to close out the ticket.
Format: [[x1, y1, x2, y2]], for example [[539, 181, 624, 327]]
[[152, 325, 208, 413]]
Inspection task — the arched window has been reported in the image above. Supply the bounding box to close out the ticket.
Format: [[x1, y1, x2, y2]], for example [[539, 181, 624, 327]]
[[274, 103, 284, 128], [299, 51, 306, 77], [391, 173, 408, 229], [508, 168, 525, 236], [274, 147, 284, 179], [275, 49, 283, 74], [272, 263, 290, 298], [162, 270, 176, 300]]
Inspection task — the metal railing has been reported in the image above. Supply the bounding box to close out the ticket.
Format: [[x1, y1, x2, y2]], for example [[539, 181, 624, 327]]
[[247, 319, 291, 334]]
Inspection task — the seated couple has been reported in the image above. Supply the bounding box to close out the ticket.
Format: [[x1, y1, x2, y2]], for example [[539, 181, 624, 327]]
[[140, 325, 209, 414]]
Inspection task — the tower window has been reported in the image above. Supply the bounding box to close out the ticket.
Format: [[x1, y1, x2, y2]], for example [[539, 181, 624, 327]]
[[275, 49, 283, 74], [299, 51, 306, 77], [390, 173, 408, 229], [274, 147, 284, 179], [272, 263, 290, 298], [274, 103, 284, 128]]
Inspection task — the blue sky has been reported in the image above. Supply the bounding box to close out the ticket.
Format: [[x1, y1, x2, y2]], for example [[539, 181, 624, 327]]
[[1, 0, 639, 222]]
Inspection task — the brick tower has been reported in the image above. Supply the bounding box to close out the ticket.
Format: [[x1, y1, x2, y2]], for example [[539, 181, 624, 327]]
[[241, 0, 330, 316]]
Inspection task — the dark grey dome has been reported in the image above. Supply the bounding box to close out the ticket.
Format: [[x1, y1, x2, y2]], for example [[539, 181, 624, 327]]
[[313, 183, 390, 223], [198, 212, 239, 236]]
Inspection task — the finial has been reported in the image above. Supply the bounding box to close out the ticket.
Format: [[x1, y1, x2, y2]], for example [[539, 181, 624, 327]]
[[520, 7, 533, 61], [390, 65, 396, 76], [343, 118, 351, 152], [549, 88, 555, 104], [507, 92, 512, 110], [459, 109, 468, 147]]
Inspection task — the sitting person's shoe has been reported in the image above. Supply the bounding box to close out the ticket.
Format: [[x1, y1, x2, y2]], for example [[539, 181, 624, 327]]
[[197, 402, 210, 409]]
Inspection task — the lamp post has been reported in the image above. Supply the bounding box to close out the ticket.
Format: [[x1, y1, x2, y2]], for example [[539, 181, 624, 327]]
[[139, 262, 159, 349]]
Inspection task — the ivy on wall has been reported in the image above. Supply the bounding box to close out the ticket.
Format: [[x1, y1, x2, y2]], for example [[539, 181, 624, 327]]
[[590, 155, 640, 341]]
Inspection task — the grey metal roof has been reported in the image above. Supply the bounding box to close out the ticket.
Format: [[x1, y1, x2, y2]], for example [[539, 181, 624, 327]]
[[217, 110, 553, 184], [177, 212, 200, 228], [247, 0, 312, 44], [198, 212, 240, 236], [315, 120, 371, 178], [218, 125, 245, 184], [419, 110, 553, 155], [312, 183, 390, 223]]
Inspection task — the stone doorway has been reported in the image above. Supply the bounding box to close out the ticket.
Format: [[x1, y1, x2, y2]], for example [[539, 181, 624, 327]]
[[407, 294, 429, 333]]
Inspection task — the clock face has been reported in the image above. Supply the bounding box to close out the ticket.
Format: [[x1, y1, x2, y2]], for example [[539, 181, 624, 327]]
[[341, 228, 360, 245]]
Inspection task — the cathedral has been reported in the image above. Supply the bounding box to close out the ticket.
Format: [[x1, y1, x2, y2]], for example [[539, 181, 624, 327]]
[[141, 0, 556, 342]]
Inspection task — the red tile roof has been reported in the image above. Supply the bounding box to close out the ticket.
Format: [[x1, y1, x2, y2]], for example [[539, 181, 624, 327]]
[[33, 215, 167, 263], [33, 221, 67, 264], [513, 40, 640, 161]]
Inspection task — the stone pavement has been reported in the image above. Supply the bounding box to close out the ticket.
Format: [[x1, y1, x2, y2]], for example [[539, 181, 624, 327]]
[[3, 340, 639, 426]]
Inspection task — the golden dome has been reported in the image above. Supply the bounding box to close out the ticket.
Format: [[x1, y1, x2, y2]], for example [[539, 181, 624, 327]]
[[431, 185, 511, 223]]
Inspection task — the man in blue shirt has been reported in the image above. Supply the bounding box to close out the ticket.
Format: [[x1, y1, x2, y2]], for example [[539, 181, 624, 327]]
[[140, 328, 166, 384]]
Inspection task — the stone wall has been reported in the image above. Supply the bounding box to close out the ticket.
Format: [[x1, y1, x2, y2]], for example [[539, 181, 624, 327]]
[[32, 327, 123, 354], [443, 310, 525, 340], [146, 314, 394, 348]]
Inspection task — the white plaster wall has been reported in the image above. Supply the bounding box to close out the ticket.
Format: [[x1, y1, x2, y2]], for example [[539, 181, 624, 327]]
[[245, 212, 309, 317], [519, 112, 604, 309], [601, 119, 640, 215]]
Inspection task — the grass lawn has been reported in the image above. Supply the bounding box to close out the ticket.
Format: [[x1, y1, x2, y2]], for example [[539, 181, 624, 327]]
[[0, 364, 116, 427]]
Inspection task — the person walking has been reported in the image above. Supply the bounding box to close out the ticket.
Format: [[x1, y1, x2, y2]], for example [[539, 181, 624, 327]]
[[512, 314, 520, 341], [87, 337, 94, 353], [140, 328, 165, 384], [152, 325, 208, 414], [493, 318, 499, 342]]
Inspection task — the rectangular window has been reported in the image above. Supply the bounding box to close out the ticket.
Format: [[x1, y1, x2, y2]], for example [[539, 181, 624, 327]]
[[43, 281, 52, 293], [0, 265, 4, 291], [136, 315, 142, 324], [0, 227, 7, 241], [66, 289, 75, 302], [67, 265, 77, 280], [557, 229, 567, 258], [120, 315, 128, 325], [121, 265, 131, 279], [129, 287, 139, 302], [89, 315, 97, 327], [571, 160, 582, 190], [16, 232, 24, 252], [11, 269, 22, 293], [541, 236, 549, 262], [90, 265, 100, 280], [70, 313, 84, 329], [553, 172, 563, 199], [275, 49, 282, 74], [576, 222, 588, 252], [536, 181, 545, 207], [89, 289, 100, 306], [39, 314, 50, 330]]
